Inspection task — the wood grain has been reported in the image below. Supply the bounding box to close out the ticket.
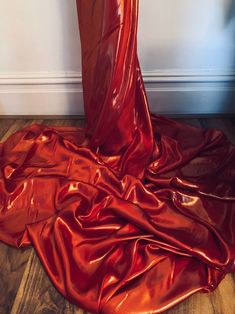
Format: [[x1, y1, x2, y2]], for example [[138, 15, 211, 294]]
[[0, 118, 234, 314], [0, 244, 32, 314], [0, 121, 35, 314], [10, 251, 74, 314]]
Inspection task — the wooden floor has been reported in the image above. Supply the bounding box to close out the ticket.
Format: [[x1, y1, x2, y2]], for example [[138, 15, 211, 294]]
[[0, 117, 235, 314]]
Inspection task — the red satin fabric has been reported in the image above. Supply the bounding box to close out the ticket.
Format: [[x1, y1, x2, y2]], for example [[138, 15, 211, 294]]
[[0, 1, 235, 313]]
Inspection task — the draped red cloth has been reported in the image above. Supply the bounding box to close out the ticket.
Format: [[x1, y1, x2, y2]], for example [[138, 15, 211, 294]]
[[0, 1, 235, 313]]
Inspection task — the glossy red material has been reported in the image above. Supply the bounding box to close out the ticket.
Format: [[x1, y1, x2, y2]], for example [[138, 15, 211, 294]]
[[0, 1, 235, 313]]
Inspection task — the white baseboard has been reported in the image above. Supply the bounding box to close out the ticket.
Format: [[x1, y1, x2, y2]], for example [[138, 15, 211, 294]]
[[0, 70, 234, 115]]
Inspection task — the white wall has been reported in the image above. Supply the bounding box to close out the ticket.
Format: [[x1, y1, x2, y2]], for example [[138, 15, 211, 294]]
[[0, 0, 234, 115], [139, 0, 235, 71]]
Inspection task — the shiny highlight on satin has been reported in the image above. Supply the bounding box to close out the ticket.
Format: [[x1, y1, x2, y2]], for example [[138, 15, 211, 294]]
[[0, 1, 235, 313]]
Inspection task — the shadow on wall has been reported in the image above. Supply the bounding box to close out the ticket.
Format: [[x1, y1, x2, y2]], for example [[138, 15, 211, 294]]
[[223, 0, 235, 113], [225, 0, 235, 23]]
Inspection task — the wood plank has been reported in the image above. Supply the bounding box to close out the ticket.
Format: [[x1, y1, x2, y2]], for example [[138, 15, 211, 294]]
[[166, 274, 235, 314], [0, 244, 32, 314], [0, 120, 43, 314], [0, 119, 42, 142], [40, 118, 85, 128], [10, 251, 78, 314], [0, 119, 16, 138], [0, 119, 87, 314], [0, 118, 234, 314], [0, 120, 35, 314]]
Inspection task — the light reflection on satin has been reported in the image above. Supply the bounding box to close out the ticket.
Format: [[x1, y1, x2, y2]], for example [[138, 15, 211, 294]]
[[0, 1, 235, 313]]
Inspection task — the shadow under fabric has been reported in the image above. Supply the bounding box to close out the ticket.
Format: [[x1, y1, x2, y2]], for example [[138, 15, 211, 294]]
[[0, 1, 235, 313]]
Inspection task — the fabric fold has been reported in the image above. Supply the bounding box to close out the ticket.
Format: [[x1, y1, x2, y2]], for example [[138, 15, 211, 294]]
[[0, 1, 235, 313]]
